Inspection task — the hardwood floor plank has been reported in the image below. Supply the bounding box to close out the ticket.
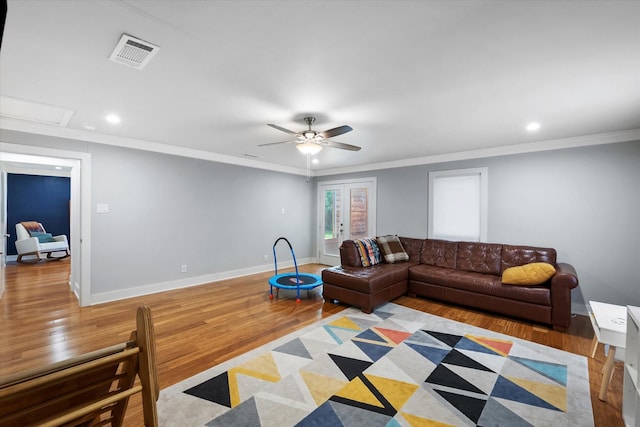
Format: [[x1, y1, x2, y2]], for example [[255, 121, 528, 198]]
[[0, 259, 623, 426]]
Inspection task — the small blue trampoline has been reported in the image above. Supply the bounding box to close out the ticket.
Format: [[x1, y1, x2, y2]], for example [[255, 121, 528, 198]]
[[269, 237, 322, 303]]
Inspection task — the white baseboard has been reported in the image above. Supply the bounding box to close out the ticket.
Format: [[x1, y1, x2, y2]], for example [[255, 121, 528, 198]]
[[70, 279, 80, 301], [5, 254, 56, 262], [90, 257, 315, 305]]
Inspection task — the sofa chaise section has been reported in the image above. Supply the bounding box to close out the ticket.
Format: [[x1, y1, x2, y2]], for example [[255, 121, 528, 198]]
[[322, 237, 422, 314]]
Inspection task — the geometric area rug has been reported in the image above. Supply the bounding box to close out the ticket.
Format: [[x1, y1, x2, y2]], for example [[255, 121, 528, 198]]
[[157, 303, 594, 426]]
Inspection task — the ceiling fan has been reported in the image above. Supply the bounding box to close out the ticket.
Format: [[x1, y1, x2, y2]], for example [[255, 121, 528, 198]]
[[259, 116, 361, 155]]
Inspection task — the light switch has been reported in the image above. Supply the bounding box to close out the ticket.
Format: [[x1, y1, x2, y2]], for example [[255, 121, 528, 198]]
[[97, 203, 109, 214]]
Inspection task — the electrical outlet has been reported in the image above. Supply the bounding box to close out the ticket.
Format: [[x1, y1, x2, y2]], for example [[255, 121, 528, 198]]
[[181, 264, 187, 273], [263, 254, 268, 262]]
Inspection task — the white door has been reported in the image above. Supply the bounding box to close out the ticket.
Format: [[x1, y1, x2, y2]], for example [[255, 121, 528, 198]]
[[317, 178, 376, 265]]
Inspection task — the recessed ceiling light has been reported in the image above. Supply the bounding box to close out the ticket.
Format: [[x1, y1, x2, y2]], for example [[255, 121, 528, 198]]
[[526, 122, 541, 131], [312, 158, 319, 164], [106, 114, 121, 124]]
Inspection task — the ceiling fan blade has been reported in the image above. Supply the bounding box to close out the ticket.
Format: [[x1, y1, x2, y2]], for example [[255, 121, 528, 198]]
[[320, 125, 353, 139], [258, 140, 295, 147], [267, 123, 298, 135], [323, 140, 361, 151]]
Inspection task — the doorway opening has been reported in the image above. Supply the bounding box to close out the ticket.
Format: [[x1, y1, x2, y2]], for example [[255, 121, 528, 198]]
[[317, 178, 376, 266], [0, 142, 91, 305]]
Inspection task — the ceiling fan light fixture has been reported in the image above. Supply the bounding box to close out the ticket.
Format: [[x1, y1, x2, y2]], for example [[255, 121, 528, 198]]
[[303, 131, 316, 139], [297, 142, 323, 155]]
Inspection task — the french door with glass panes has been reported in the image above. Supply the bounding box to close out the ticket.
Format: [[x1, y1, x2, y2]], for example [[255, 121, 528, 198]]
[[317, 178, 376, 266]]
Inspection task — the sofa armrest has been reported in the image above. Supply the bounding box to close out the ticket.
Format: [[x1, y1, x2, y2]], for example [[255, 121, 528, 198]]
[[553, 263, 579, 289], [339, 240, 364, 268], [550, 262, 579, 330]]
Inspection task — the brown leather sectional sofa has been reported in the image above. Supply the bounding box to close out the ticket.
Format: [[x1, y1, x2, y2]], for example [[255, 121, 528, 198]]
[[322, 237, 579, 330]]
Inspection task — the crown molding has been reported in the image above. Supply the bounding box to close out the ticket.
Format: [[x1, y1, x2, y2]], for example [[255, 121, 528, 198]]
[[0, 117, 309, 177], [315, 128, 640, 176]]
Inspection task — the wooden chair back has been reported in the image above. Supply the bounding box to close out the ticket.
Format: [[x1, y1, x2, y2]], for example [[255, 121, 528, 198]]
[[0, 305, 159, 426]]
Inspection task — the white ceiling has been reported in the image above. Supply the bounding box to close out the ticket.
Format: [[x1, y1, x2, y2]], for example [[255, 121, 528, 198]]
[[1, 0, 639, 176]]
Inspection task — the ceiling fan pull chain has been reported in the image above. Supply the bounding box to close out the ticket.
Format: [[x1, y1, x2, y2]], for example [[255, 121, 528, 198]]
[[306, 153, 311, 182]]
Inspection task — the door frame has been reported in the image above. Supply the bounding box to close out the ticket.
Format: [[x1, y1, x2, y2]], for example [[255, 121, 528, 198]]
[[0, 142, 91, 306], [316, 177, 377, 266]]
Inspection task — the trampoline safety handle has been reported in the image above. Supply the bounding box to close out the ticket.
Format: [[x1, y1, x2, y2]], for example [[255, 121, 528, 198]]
[[272, 237, 300, 282]]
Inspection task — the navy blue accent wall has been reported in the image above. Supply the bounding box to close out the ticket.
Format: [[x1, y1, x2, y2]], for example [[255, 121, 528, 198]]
[[7, 174, 71, 255]]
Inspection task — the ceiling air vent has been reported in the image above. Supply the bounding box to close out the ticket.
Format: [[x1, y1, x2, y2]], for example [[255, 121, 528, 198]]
[[109, 34, 159, 70]]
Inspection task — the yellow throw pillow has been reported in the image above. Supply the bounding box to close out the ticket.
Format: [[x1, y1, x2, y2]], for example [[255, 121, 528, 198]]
[[502, 262, 556, 285]]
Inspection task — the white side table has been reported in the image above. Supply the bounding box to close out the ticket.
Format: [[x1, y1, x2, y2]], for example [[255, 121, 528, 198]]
[[588, 300, 627, 401]]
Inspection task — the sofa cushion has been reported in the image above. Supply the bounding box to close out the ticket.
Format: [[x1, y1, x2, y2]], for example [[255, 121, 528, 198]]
[[322, 264, 409, 294], [501, 245, 556, 273], [376, 235, 409, 263], [399, 237, 424, 262], [502, 262, 556, 285], [456, 242, 502, 274], [409, 264, 551, 306], [421, 239, 458, 268], [354, 238, 381, 266], [409, 264, 457, 287]]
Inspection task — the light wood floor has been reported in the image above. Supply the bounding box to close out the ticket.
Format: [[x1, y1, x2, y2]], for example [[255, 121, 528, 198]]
[[0, 259, 623, 426]]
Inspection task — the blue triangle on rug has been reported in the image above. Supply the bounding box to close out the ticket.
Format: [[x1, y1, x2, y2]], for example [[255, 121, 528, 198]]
[[353, 340, 394, 361], [491, 375, 563, 411], [405, 341, 450, 365], [456, 335, 507, 355], [373, 310, 395, 320], [510, 356, 568, 386], [296, 401, 344, 427], [355, 328, 387, 343]]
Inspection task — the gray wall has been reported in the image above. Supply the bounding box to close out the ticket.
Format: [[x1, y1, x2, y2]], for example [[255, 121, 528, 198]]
[[90, 144, 314, 295], [1, 130, 315, 298], [319, 140, 640, 310]]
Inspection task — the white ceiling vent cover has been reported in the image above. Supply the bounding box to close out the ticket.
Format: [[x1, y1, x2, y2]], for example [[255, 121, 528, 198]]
[[109, 34, 160, 70]]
